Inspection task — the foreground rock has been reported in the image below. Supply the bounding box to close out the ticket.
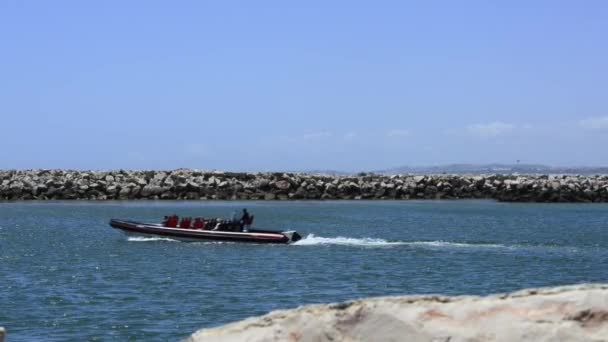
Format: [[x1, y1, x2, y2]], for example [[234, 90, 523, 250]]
[[0, 169, 607, 202], [186, 284, 608, 342]]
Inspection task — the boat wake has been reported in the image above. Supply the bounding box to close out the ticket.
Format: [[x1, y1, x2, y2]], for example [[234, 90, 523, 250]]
[[124, 234, 583, 252], [293, 234, 406, 247], [293, 234, 508, 249], [405, 241, 506, 249], [127, 236, 179, 242]]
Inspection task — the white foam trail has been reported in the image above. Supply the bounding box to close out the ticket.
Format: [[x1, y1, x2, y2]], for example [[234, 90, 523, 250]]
[[405, 241, 507, 249], [293, 234, 508, 249], [293, 234, 406, 247], [127, 236, 179, 242]]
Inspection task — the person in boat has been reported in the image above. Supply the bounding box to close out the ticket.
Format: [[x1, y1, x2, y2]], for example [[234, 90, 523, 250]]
[[193, 217, 205, 229], [240, 208, 251, 232], [211, 218, 222, 231], [163, 215, 178, 227]]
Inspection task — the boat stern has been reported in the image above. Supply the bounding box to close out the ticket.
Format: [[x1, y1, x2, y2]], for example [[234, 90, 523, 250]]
[[282, 231, 302, 244]]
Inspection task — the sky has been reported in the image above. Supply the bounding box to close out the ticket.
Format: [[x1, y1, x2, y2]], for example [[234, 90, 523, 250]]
[[1, 1, 607, 171]]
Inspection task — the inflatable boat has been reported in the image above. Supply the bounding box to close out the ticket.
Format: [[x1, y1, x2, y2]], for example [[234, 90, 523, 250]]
[[109, 218, 302, 244]]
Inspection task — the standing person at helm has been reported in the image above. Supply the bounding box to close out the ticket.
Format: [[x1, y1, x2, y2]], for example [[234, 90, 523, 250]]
[[240, 208, 251, 232]]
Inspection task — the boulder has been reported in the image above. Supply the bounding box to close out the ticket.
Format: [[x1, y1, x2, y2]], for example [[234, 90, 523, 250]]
[[413, 175, 425, 183], [118, 187, 131, 198], [141, 185, 163, 197], [8, 181, 24, 195], [135, 177, 147, 186], [187, 284, 608, 342], [273, 180, 291, 191]]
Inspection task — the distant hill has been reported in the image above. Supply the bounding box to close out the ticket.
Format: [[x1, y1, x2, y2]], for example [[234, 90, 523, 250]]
[[376, 164, 608, 175], [293, 169, 352, 176]]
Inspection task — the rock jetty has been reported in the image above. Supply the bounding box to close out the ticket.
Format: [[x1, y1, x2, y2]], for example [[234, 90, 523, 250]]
[[186, 284, 608, 342], [0, 169, 607, 202]]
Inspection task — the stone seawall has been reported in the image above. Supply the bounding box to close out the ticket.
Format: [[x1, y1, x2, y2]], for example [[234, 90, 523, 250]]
[[1, 170, 607, 202]]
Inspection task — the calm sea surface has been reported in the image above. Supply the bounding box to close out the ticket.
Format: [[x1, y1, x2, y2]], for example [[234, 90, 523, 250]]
[[1, 200, 608, 341]]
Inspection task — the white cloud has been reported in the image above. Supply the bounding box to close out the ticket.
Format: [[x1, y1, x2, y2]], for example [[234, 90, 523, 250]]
[[302, 131, 332, 140], [579, 116, 608, 130], [522, 123, 534, 130], [387, 129, 410, 138], [466, 122, 514, 138], [343, 132, 357, 141]]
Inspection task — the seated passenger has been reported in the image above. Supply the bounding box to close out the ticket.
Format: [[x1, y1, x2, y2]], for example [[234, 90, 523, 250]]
[[193, 218, 204, 229], [212, 219, 223, 231], [166, 215, 178, 228], [179, 217, 192, 229]]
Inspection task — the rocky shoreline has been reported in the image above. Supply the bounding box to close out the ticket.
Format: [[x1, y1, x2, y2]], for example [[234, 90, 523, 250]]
[[186, 284, 608, 342], [1, 169, 607, 202]]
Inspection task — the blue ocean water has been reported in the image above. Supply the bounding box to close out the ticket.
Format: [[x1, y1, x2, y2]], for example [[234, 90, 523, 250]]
[[1, 200, 607, 341]]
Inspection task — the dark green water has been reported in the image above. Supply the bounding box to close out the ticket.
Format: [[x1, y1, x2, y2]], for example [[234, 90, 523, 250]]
[[1, 200, 607, 341]]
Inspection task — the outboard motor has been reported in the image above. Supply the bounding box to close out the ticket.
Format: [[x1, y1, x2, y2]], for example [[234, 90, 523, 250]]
[[282, 231, 302, 243]]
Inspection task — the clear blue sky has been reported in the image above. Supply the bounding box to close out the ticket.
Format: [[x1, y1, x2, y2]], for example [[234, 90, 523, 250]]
[[1, 1, 607, 171]]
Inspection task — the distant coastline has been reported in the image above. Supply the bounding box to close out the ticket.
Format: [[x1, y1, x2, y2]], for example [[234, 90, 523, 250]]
[[1, 169, 607, 202], [376, 163, 608, 176]]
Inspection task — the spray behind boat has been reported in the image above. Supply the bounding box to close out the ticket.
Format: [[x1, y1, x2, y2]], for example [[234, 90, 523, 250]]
[[282, 230, 302, 243]]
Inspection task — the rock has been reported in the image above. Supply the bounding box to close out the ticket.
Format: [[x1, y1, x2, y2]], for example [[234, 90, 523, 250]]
[[164, 177, 175, 187], [374, 188, 385, 198], [141, 185, 163, 197], [186, 284, 608, 342], [273, 180, 291, 191], [324, 183, 337, 194], [413, 175, 425, 183], [118, 187, 131, 198], [33, 184, 47, 195], [293, 187, 308, 199], [255, 179, 270, 189]]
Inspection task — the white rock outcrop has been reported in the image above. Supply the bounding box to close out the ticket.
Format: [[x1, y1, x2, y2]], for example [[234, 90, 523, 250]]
[[186, 284, 608, 342]]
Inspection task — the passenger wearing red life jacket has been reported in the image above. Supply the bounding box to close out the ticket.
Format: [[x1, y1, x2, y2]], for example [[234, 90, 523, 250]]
[[179, 217, 192, 229], [193, 218, 205, 229], [165, 215, 179, 228]]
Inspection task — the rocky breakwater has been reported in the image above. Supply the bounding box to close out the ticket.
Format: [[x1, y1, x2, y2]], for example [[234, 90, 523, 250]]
[[187, 284, 608, 342], [0, 170, 607, 202]]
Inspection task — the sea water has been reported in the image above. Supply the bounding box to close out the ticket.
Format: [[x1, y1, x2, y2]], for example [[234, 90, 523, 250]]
[[1, 200, 607, 340]]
